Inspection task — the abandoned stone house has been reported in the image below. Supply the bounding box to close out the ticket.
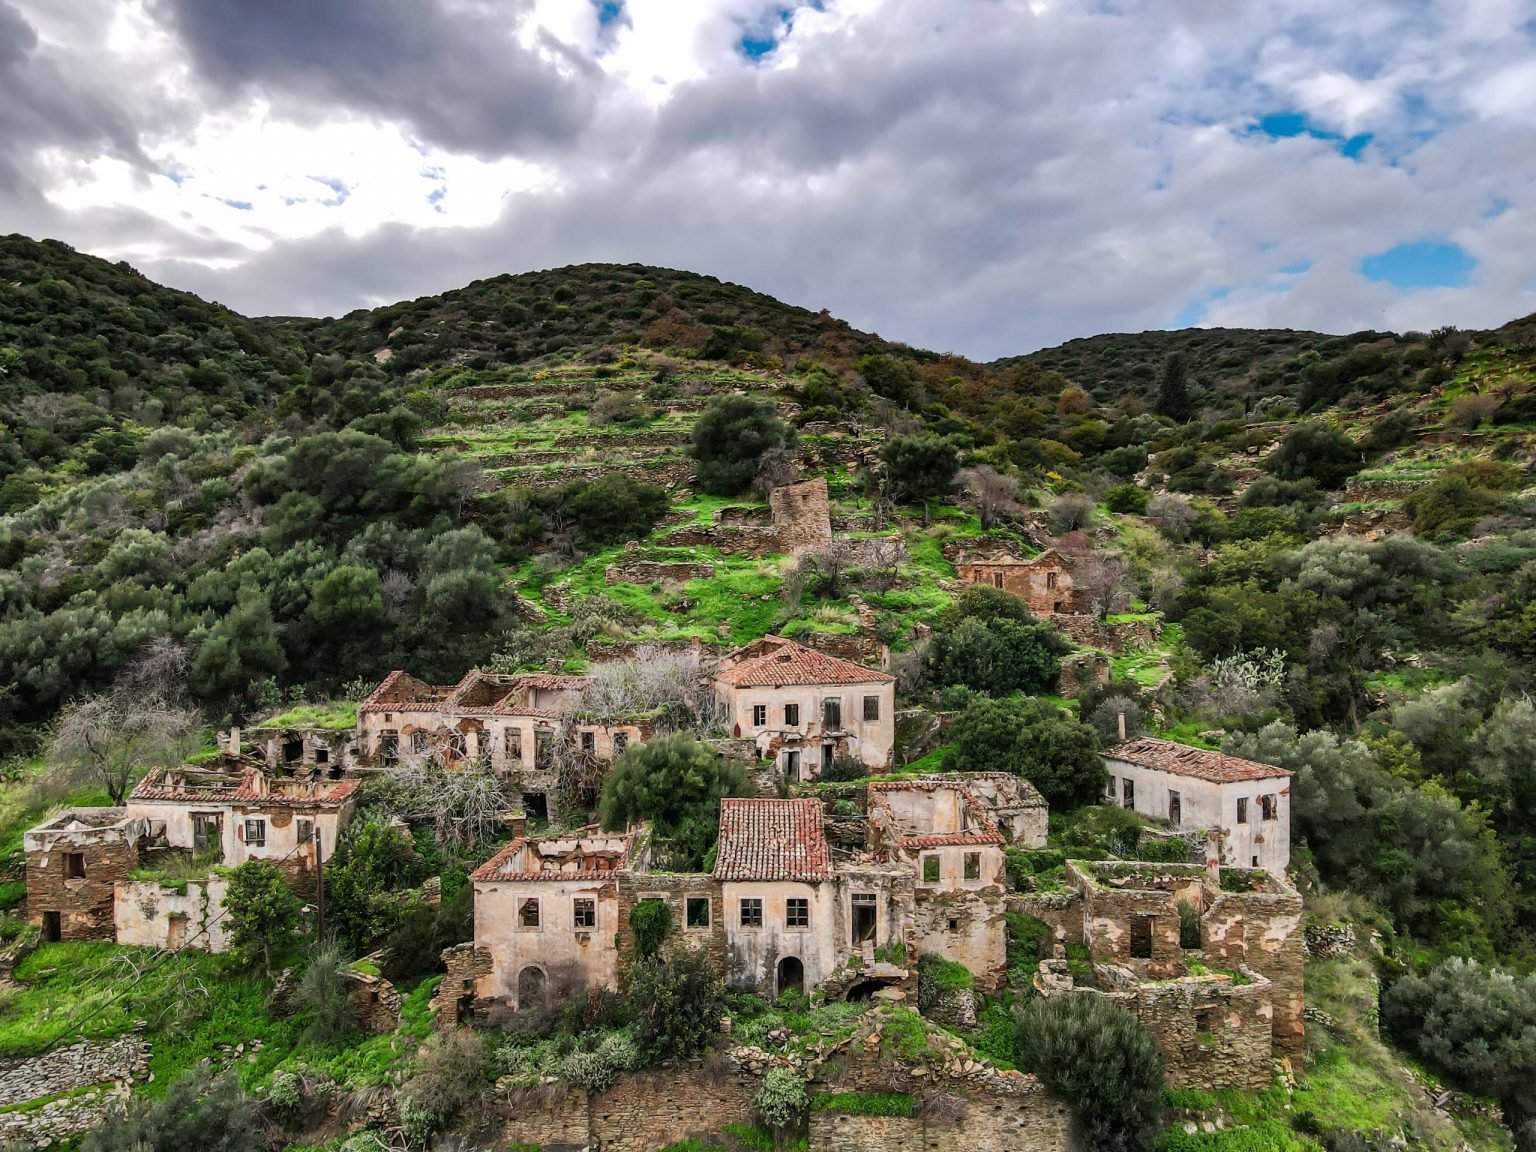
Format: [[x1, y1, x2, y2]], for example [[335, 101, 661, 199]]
[[1033, 858, 1304, 1090], [713, 636, 896, 775], [1102, 737, 1291, 875], [954, 548, 1084, 615], [240, 720, 360, 775], [357, 669, 652, 822], [24, 764, 357, 949], [440, 776, 1034, 1019]]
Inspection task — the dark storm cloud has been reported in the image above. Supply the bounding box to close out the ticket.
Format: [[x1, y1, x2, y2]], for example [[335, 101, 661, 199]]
[[0, 1, 148, 196], [151, 0, 600, 158]]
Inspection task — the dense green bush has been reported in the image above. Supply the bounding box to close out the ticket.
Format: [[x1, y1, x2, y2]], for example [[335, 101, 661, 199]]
[[1263, 422, 1363, 490], [82, 1064, 262, 1152], [944, 696, 1104, 809], [327, 815, 432, 954], [222, 860, 302, 974], [1015, 995, 1166, 1152], [599, 734, 752, 870], [690, 395, 794, 495], [627, 943, 726, 1062]]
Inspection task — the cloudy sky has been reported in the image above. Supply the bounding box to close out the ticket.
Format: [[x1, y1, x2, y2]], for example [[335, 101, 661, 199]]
[[3, 0, 1534, 358]]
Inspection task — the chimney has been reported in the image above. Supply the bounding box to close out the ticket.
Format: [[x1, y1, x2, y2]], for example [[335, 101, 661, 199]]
[[1117, 712, 1126, 742], [228, 726, 241, 756]]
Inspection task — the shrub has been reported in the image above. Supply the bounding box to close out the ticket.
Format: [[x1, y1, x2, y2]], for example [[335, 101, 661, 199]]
[[629, 899, 673, 959], [820, 756, 867, 782], [599, 734, 752, 870], [756, 1066, 809, 1131], [327, 815, 431, 954], [628, 943, 726, 1062], [396, 1029, 488, 1146], [222, 859, 302, 974], [1264, 422, 1362, 490], [1014, 995, 1165, 1152], [264, 1068, 304, 1122], [944, 696, 1104, 809], [926, 616, 1069, 695], [690, 395, 794, 496], [1103, 484, 1149, 514], [296, 946, 358, 1046], [83, 1064, 262, 1152]]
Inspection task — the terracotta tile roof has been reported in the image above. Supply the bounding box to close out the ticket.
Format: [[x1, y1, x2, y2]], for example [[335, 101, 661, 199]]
[[361, 669, 588, 717], [1104, 737, 1290, 784], [713, 798, 833, 882], [899, 832, 1004, 847], [714, 637, 894, 688], [130, 768, 359, 808], [359, 670, 452, 714]]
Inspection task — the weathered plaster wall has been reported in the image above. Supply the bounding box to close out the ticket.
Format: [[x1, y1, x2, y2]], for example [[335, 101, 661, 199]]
[[114, 877, 231, 952]]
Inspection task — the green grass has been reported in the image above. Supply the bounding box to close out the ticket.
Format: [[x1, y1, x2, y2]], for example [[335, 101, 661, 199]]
[[810, 1091, 915, 1117], [255, 701, 358, 731]]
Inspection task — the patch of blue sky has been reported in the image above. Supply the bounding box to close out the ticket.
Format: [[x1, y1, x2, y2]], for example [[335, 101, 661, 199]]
[[309, 176, 350, 207], [1360, 240, 1475, 291], [595, 0, 624, 26], [214, 196, 252, 211], [427, 186, 446, 214], [1171, 286, 1231, 329], [1250, 110, 1372, 160], [737, 3, 821, 60]]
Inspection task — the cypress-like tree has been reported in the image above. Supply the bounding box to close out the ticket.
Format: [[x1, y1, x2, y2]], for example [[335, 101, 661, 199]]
[[1155, 352, 1194, 423]]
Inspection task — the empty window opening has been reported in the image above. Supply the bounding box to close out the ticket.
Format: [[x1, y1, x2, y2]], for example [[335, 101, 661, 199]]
[[613, 731, 629, 754], [1168, 790, 1182, 826], [411, 731, 429, 755], [922, 855, 941, 884], [740, 898, 763, 928], [522, 792, 549, 824], [1122, 778, 1135, 809], [686, 897, 711, 929], [963, 852, 981, 881], [822, 744, 835, 771], [947, 918, 960, 932], [314, 746, 329, 765], [1046, 571, 1058, 590], [64, 852, 85, 879], [381, 731, 399, 764], [296, 819, 314, 845], [574, 897, 596, 930], [534, 729, 555, 769], [1260, 794, 1277, 821], [993, 573, 1004, 589], [1196, 1006, 1221, 1038], [505, 729, 523, 761], [283, 739, 303, 763], [580, 731, 595, 753], [784, 750, 801, 780], [244, 819, 266, 848], [786, 898, 809, 929], [193, 813, 222, 861], [851, 894, 877, 943], [519, 898, 541, 929], [1130, 916, 1154, 959]]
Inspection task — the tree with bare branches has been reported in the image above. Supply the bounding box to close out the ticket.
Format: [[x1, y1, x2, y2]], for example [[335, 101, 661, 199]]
[[957, 465, 1019, 530], [48, 639, 200, 804]]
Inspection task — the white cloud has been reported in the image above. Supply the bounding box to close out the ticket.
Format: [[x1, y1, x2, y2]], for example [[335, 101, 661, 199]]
[[3, 0, 1534, 355]]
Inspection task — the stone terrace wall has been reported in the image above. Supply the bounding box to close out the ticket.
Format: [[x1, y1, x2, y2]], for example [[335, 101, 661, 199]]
[[500, 1063, 760, 1151], [0, 1036, 149, 1109], [661, 522, 782, 557], [811, 1097, 1072, 1152], [1049, 614, 1161, 653], [605, 560, 715, 585]]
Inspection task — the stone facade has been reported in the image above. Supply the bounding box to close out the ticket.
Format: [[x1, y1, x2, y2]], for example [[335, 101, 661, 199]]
[[242, 723, 361, 775], [1041, 859, 1306, 1082], [1057, 651, 1111, 697], [1049, 613, 1162, 653], [23, 809, 144, 942], [955, 548, 1083, 615], [769, 477, 833, 554]]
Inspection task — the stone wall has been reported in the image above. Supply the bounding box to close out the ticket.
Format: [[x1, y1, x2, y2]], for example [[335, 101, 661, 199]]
[[1049, 614, 1161, 653], [26, 836, 137, 943], [500, 1063, 760, 1151], [614, 873, 728, 977], [810, 1099, 1071, 1152], [585, 637, 719, 663], [661, 522, 782, 557], [1007, 892, 1085, 951], [113, 877, 230, 952], [769, 477, 833, 554], [433, 942, 494, 1028], [0, 1036, 148, 1109], [604, 560, 715, 585], [1057, 651, 1110, 697]]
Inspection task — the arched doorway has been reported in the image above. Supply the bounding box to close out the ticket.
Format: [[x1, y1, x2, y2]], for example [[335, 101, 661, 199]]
[[777, 956, 804, 999], [517, 965, 547, 1009]]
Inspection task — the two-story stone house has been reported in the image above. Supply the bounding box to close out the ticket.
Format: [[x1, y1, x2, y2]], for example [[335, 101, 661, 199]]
[[1102, 737, 1291, 875], [712, 637, 895, 774]]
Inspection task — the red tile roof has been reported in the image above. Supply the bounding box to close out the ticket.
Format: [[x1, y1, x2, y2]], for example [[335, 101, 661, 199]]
[[714, 637, 894, 688], [713, 798, 833, 882], [130, 768, 359, 808], [899, 832, 1004, 847], [471, 831, 633, 882], [1104, 737, 1290, 784]]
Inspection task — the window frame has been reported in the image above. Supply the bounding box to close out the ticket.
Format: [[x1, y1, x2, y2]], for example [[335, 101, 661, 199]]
[[785, 897, 810, 929], [686, 897, 711, 930], [784, 702, 800, 726], [963, 852, 982, 881], [862, 695, 880, 722], [573, 897, 596, 930], [243, 818, 266, 848], [921, 855, 941, 884], [1236, 797, 1248, 825], [822, 698, 842, 730], [519, 897, 541, 929], [752, 704, 768, 727], [64, 851, 86, 879], [1260, 794, 1278, 821], [739, 897, 763, 928]]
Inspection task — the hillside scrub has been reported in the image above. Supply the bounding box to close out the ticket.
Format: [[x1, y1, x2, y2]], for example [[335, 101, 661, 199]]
[[690, 394, 795, 495]]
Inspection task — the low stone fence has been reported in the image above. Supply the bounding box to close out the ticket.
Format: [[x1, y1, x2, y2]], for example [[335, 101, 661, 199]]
[[1049, 614, 1161, 653], [1304, 923, 1357, 960], [604, 560, 714, 585], [0, 1035, 150, 1110]]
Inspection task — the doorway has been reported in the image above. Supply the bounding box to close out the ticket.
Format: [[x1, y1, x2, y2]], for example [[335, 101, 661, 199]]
[[41, 911, 60, 942], [776, 956, 804, 999], [851, 894, 877, 944], [517, 966, 547, 1009]]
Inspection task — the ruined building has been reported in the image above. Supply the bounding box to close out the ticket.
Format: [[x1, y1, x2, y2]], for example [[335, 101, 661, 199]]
[[357, 669, 653, 822], [954, 547, 1083, 615], [25, 763, 356, 949], [713, 636, 896, 774], [1103, 737, 1291, 875], [438, 775, 1044, 1020], [1033, 858, 1304, 1090]]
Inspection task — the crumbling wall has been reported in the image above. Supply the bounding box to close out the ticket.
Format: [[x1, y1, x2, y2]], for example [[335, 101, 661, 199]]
[[604, 560, 715, 585], [1048, 614, 1161, 652], [432, 943, 494, 1028], [113, 877, 230, 952], [1057, 651, 1110, 697], [1199, 887, 1305, 1061], [26, 836, 137, 943], [769, 477, 833, 554], [615, 873, 727, 975], [1007, 892, 1085, 951]]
